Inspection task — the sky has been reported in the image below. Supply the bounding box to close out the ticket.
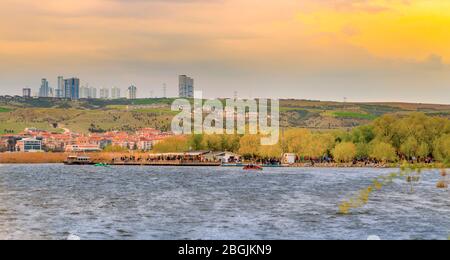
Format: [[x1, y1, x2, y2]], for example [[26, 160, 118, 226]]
[[0, 0, 449, 103]]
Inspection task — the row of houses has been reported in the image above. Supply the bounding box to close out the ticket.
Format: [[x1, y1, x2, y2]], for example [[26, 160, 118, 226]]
[[0, 127, 173, 153]]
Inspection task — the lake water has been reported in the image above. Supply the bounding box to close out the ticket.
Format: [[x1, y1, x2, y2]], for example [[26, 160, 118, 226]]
[[0, 164, 449, 240]]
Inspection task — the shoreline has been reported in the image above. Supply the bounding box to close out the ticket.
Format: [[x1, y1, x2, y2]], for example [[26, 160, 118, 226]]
[[0, 162, 446, 169], [0, 152, 447, 169]]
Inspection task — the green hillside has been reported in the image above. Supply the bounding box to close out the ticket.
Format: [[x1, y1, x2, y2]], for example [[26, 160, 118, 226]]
[[0, 97, 449, 134]]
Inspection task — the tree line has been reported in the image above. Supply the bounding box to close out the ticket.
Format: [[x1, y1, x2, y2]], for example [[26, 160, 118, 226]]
[[152, 113, 450, 164]]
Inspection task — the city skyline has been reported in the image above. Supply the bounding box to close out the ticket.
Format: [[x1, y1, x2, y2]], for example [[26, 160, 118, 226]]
[[0, 0, 450, 104], [19, 75, 144, 100], [16, 74, 195, 99]]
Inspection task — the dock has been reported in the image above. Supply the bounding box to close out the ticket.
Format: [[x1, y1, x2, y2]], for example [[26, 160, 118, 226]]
[[110, 161, 222, 167]]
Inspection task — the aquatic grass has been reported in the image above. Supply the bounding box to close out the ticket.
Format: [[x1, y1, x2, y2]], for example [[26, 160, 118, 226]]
[[436, 169, 449, 189], [338, 164, 433, 215]]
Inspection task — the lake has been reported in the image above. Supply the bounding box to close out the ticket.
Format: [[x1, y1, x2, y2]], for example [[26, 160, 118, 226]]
[[0, 164, 448, 240]]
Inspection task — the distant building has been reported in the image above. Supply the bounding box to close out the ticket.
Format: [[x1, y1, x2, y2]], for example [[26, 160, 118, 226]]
[[89, 87, 97, 99], [100, 88, 110, 99], [39, 78, 50, 97], [179, 75, 194, 98], [64, 78, 80, 99], [65, 144, 101, 153], [22, 88, 31, 98], [16, 138, 43, 152], [57, 76, 64, 98], [80, 85, 90, 99], [111, 87, 121, 99], [127, 85, 137, 99]]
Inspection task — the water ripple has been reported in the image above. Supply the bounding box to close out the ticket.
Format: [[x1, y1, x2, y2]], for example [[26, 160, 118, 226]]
[[0, 165, 448, 240]]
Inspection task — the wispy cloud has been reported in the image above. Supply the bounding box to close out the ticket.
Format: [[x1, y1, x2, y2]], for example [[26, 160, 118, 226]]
[[0, 0, 449, 103]]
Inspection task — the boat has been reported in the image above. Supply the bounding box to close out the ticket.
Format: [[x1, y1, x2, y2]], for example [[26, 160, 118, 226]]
[[94, 163, 110, 167], [64, 155, 94, 165], [243, 164, 263, 171]]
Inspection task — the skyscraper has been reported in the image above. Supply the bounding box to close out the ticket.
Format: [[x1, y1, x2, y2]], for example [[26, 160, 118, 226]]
[[64, 78, 80, 99], [89, 87, 97, 99], [127, 85, 137, 99], [179, 75, 194, 98], [57, 76, 64, 98], [100, 88, 110, 99], [80, 85, 90, 99], [111, 87, 121, 99], [39, 78, 49, 97], [23, 88, 31, 98]]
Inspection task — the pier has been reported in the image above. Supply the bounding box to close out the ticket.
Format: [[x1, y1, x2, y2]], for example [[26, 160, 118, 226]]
[[110, 161, 222, 167]]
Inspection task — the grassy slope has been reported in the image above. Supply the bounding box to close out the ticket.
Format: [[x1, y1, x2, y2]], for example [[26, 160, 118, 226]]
[[0, 97, 449, 134]]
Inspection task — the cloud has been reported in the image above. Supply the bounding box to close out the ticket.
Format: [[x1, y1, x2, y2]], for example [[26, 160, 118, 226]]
[[0, 0, 449, 104]]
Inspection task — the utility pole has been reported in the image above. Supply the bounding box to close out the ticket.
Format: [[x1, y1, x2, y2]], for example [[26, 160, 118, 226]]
[[163, 83, 167, 98]]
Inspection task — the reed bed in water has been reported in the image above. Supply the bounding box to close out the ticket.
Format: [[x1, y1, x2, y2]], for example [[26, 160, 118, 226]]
[[0, 152, 148, 164], [0, 152, 67, 163]]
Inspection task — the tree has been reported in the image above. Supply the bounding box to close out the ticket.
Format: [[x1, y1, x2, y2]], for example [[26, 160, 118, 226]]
[[400, 136, 419, 159], [103, 145, 128, 153], [433, 134, 450, 162], [238, 135, 260, 159], [258, 144, 283, 159], [281, 129, 334, 158], [222, 134, 241, 153], [280, 129, 311, 154], [332, 142, 357, 163], [153, 136, 189, 153], [417, 142, 430, 159], [189, 134, 204, 151], [351, 125, 375, 144], [201, 134, 223, 151], [372, 114, 397, 144], [370, 141, 397, 162], [355, 142, 370, 160]]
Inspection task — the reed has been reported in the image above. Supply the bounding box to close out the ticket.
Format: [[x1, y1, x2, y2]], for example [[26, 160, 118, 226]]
[[0, 152, 149, 164], [0, 152, 67, 164]]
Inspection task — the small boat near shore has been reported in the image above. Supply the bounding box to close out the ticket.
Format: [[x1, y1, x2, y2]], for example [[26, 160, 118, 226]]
[[243, 164, 263, 171], [64, 155, 95, 165], [94, 163, 110, 167]]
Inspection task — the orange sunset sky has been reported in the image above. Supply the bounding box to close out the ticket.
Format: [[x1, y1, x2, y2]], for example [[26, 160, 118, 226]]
[[0, 0, 449, 103]]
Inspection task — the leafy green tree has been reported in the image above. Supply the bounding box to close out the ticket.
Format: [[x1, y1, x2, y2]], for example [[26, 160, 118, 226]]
[[351, 125, 375, 144], [400, 136, 419, 159], [222, 134, 241, 153], [238, 134, 261, 159], [370, 141, 397, 162], [372, 114, 397, 143], [258, 144, 283, 159], [201, 134, 223, 151], [355, 142, 370, 160], [332, 142, 357, 163], [433, 134, 450, 162], [188, 134, 204, 151], [153, 136, 189, 153], [417, 142, 430, 159]]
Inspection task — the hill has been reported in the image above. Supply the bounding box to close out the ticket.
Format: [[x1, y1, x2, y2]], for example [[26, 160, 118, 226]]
[[0, 96, 449, 134]]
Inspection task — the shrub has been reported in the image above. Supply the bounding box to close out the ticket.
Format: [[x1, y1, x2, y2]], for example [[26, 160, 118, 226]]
[[433, 134, 450, 162], [332, 142, 357, 162], [370, 141, 397, 162]]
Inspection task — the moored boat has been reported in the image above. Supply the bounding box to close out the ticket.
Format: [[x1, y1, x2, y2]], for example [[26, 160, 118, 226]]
[[64, 155, 94, 165], [243, 164, 263, 171], [94, 163, 110, 167]]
